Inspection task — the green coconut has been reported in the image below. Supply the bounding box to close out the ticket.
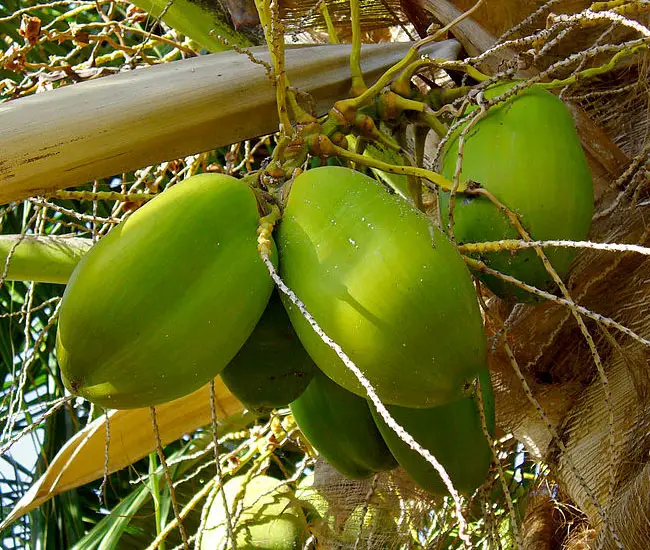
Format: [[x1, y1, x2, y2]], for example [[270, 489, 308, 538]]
[[221, 290, 316, 413], [57, 174, 275, 409], [371, 369, 495, 496], [200, 474, 308, 550], [439, 82, 594, 302], [290, 369, 397, 480], [277, 166, 486, 408]]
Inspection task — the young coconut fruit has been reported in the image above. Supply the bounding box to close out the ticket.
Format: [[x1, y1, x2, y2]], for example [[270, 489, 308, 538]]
[[439, 82, 594, 302], [341, 502, 397, 548], [370, 368, 495, 496], [295, 473, 332, 528], [290, 369, 397, 480], [56, 174, 275, 409], [277, 166, 486, 408], [296, 473, 397, 548], [199, 474, 308, 550], [221, 290, 316, 414]]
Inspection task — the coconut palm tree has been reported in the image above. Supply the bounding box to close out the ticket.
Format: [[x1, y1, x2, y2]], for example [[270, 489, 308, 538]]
[[1, 1, 648, 549]]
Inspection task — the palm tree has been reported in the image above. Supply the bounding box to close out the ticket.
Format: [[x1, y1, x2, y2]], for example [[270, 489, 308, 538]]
[[1, 1, 648, 548]]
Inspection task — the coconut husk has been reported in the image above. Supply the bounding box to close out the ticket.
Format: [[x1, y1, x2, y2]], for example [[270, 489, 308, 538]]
[[520, 492, 555, 550], [280, 0, 413, 39]]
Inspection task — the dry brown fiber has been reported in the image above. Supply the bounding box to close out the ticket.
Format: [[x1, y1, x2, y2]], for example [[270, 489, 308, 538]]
[[280, 0, 413, 35]]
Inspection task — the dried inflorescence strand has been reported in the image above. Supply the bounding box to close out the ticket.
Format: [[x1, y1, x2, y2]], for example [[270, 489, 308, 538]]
[[549, 8, 650, 38], [0, 209, 40, 292], [1, 0, 193, 101], [465, 257, 650, 349], [458, 239, 650, 256], [496, 0, 562, 43], [446, 90, 489, 242], [0, 395, 72, 456], [0, 393, 68, 425], [150, 406, 190, 550], [30, 198, 122, 226], [474, 21, 649, 94], [49, 189, 154, 204], [474, 378, 523, 549], [97, 410, 111, 507], [536, 24, 582, 60], [432, 75, 528, 170], [209, 379, 236, 550], [2, 290, 60, 442], [228, 137, 273, 174], [226, 41, 274, 81], [559, 22, 619, 99], [0, 0, 94, 23], [172, 458, 219, 491], [564, 79, 640, 100], [595, 141, 650, 218], [158, 475, 221, 550]]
